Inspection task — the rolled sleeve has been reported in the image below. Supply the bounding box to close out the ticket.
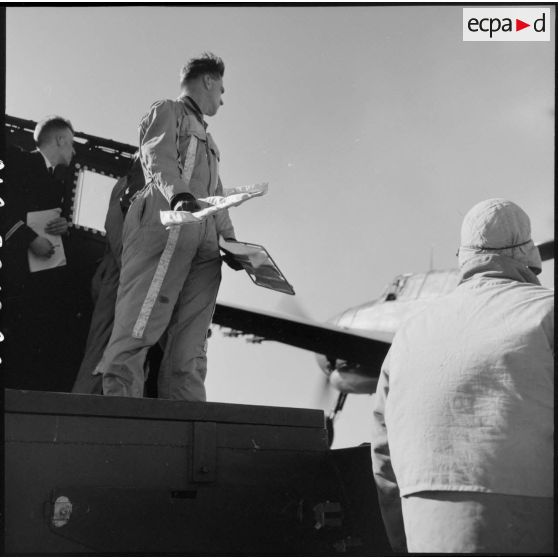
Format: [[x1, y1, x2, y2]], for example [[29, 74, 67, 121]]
[[139, 100, 191, 205]]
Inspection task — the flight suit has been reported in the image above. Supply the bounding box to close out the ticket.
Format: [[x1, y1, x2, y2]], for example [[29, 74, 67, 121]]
[[72, 172, 135, 395], [97, 96, 235, 400]]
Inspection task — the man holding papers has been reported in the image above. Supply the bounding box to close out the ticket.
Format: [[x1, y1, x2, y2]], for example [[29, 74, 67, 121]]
[[2, 116, 74, 286], [1, 115, 75, 390], [97, 53, 246, 402]]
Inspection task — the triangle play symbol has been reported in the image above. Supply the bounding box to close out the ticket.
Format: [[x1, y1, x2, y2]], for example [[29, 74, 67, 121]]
[[516, 19, 530, 31]]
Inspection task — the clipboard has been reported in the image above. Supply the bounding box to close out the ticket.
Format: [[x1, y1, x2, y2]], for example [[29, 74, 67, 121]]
[[26, 208, 67, 272], [219, 239, 295, 295]]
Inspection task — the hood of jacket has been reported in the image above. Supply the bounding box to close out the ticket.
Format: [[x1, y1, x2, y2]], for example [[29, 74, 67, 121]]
[[458, 253, 540, 286]]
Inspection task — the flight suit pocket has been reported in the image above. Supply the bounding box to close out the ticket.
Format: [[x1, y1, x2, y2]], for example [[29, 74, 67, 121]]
[[121, 197, 144, 246], [186, 128, 208, 161], [179, 113, 206, 138], [122, 187, 158, 251], [137, 195, 148, 224], [207, 134, 220, 162]]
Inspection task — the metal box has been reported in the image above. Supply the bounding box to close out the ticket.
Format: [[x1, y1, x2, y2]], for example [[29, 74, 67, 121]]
[[4, 389, 390, 555]]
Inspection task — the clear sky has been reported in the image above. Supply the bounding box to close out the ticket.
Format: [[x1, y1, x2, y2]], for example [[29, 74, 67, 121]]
[[6, 5, 554, 447]]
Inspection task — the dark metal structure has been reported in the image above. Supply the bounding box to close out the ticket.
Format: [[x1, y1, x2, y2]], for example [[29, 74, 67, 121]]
[[2, 116, 394, 555], [5, 389, 392, 555]]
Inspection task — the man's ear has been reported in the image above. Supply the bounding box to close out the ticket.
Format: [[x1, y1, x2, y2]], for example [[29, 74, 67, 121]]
[[203, 74, 213, 90]]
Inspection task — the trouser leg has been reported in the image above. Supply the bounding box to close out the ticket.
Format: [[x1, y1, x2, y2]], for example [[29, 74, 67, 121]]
[[157, 250, 221, 401], [72, 253, 119, 394], [98, 192, 203, 398]]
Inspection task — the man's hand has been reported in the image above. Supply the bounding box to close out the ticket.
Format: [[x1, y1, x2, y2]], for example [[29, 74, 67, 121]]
[[45, 217, 69, 236], [221, 239, 244, 270], [222, 252, 244, 271], [29, 236, 55, 258], [171, 193, 201, 213]]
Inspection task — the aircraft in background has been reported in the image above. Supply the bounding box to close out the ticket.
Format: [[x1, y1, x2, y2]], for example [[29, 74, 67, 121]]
[[212, 244, 553, 443], [4, 115, 554, 443]]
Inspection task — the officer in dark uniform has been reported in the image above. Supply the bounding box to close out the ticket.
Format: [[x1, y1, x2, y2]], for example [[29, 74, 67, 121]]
[[1, 116, 75, 391]]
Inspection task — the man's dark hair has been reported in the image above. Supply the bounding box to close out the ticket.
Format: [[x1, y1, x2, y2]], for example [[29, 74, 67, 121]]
[[180, 52, 225, 87], [33, 116, 74, 147]]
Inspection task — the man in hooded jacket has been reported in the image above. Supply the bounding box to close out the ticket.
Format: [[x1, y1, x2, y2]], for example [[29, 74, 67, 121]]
[[371, 199, 553, 554]]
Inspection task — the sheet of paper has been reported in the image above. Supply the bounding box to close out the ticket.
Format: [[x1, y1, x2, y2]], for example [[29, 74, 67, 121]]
[[27, 208, 67, 272], [160, 183, 268, 227]]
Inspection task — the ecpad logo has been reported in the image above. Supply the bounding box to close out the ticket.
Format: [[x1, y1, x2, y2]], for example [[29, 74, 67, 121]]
[[463, 8, 550, 41]]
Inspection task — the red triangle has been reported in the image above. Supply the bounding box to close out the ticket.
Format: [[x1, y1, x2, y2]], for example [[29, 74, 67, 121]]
[[516, 19, 530, 31]]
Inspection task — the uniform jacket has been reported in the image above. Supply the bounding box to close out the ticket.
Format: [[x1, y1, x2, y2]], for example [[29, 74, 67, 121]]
[[138, 95, 235, 240], [372, 253, 554, 503], [0, 148, 71, 296]]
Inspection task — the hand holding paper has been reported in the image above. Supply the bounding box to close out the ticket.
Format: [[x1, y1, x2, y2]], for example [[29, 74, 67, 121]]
[[160, 182, 269, 227], [221, 250, 244, 271], [218, 238, 295, 295], [27, 208, 67, 272], [45, 216, 69, 236], [29, 236, 55, 258]]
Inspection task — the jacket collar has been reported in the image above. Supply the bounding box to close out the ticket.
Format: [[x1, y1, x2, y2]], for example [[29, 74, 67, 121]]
[[30, 149, 55, 173], [38, 149, 55, 171], [178, 94, 207, 129], [458, 253, 540, 286]]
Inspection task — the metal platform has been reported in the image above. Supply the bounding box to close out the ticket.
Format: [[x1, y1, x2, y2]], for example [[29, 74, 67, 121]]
[[4, 389, 391, 555]]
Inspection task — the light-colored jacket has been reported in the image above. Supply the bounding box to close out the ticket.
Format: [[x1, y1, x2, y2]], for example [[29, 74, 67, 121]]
[[138, 95, 235, 240], [372, 253, 553, 505]]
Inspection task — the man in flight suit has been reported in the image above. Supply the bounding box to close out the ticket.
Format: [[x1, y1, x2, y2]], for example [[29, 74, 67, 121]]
[[97, 52, 236, 401], [71, 155, 146, 394]]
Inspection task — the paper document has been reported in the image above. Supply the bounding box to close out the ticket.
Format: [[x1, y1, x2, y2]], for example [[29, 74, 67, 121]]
[[26, 208, 67, 272], [160, 183, 268, 227], [219, 238, 295, 295]]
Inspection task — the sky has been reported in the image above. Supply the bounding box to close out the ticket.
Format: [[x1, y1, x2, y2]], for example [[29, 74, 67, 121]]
[[5, 5, 555, 448]]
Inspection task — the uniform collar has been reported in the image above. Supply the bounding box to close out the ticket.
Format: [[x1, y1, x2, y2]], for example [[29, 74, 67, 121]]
[[178, 94, 208, 129], [38, 149, 56, 171]]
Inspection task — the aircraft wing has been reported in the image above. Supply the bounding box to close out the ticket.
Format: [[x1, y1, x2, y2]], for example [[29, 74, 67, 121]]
[[213, 302, 391, 373]]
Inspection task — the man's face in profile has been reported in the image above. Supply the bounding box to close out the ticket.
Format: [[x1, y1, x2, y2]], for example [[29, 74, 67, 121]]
[[206, 76, 225, 117], [57, 128, 75, 166]]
